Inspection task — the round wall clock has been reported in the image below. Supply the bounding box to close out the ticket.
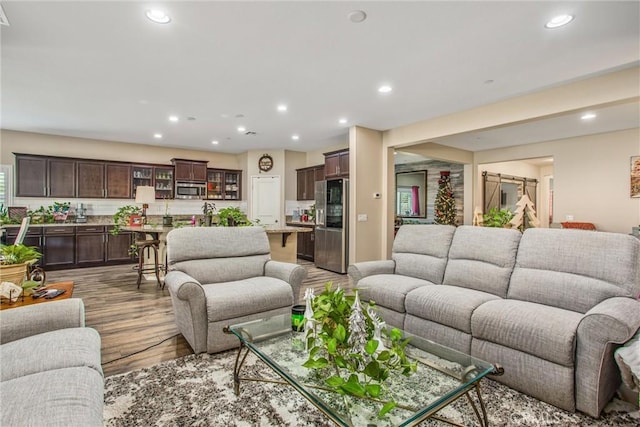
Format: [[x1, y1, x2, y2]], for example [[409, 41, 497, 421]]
[[258, 154, 273, 172]]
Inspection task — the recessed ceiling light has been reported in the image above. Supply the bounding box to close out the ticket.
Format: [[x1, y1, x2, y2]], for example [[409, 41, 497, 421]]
[[348, 10, 367, 23], [378, 85, 392, 94], [168, 115, 179, 122], [339, 118, 348, 124], [545, 14, 574, 29], [211, 140, 219, 145], [237, 126, 246, 132], [146, 9, 171, 24], [291, 135, 300, 141], [153, 133, 163, 139], [581, 113, 597, 120], [277, 104, 288, 112]]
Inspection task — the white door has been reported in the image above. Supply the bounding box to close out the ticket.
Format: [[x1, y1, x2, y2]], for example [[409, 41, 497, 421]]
[[250, 175, 281, 225]]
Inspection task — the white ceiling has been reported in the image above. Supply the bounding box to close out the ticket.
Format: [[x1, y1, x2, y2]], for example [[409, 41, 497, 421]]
[[1, 1, 639, 155]]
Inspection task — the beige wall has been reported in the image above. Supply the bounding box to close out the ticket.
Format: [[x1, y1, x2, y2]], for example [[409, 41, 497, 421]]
[[349, 126, 384, 263], [476, 128, 640, 233]]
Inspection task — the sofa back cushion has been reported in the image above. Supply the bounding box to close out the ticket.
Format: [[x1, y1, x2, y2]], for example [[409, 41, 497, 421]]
[[443, 226, 521, 298], [392, 225, 456, 284], [508, 228, 639, 313], [166, 226, 270, 284]]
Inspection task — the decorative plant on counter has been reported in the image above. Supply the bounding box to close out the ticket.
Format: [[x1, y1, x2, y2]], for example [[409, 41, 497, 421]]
[[28, 206, 54, 224], [52, 201, 71, 222], [482, 207, 514, 228], [202, 202, 217, 226], [216, 206, 251, 227], [0, 204, 20, 225], [111, 205, 142, 235], [302, 282, 417, 418]]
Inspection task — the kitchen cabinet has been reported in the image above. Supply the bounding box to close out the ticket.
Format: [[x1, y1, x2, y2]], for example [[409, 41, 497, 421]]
[[77, 161, 131, 198], [106, 227, 133, 262], [296, 165, 323, 201], [4, 226, 44, 264], [132, 165, 154, 198], [154, 167, 174, 199], [206, 169, 242, 200], [324, 149, 349, 178], [15, 155, 75, 197], [43, 226, 75, 268], [172, 159, 208, 182], [76, 225, 105, 266], [291, 224, 315, 261]]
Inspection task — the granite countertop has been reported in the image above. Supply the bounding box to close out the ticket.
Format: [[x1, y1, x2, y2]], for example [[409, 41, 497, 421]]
[[285, 220, 316, 226]]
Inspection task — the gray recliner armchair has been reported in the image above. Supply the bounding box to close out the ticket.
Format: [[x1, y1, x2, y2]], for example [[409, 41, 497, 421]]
[[165, 226, 307, 354]]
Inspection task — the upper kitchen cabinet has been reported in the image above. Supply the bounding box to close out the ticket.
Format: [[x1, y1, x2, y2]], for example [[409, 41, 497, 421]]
[[132, 165, 153, 198], [154, 167, 174, 199], [206, 169, 242, 200], [172, 159, 208, 182], [77, 161, 131, 198], [296, 165, 323, 201], [324, 149, 349, 178], [15, 154, 75, 197]]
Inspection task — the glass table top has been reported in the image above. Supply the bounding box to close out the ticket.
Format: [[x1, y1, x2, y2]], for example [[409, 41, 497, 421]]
[[229, 314, 496, 427]]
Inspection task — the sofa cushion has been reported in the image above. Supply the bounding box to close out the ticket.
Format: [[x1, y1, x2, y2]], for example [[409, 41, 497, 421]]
[[443, 225, 521, 298], [1, 367, 104, 427], [0, 327, 102, 382], [406, 285, 500, 333], [204, 277, 293, 322], [392, 225, 456, 283], [471, 299, 582, 367], [508, 228, 638, 313], [358, 274, 433, 312]]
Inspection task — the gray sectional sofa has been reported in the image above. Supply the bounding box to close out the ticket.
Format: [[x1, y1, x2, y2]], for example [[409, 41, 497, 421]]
[[348, 225, 640, 418], [0, 299, 103, 426]]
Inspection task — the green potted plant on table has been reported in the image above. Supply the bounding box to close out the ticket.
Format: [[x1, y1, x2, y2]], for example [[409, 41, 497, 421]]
[[216, 206, 251, 227], [163, 198, 173, 226], [111, 205, 142, 235], [482, 207, 514, 228], [0, 243, 43, 289]]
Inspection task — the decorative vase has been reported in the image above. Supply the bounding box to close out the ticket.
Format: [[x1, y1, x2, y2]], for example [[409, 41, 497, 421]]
[[0, 262, 29, 287], [163, 216, 173, 226]]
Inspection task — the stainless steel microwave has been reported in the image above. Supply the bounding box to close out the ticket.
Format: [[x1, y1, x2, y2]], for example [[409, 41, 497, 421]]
[[175, 182, 206, 199]]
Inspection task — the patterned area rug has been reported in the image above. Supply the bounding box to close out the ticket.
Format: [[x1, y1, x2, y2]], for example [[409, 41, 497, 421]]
[[104, 351, 639, 426]]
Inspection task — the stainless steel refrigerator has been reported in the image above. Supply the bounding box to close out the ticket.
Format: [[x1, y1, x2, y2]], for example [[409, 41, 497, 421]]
[[314, 178, 349, 273]]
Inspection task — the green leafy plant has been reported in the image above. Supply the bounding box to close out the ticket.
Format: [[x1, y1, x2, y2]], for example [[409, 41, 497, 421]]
[[0, 243, 42, 265], [216, 206, 251, 227], [0, 204, 20, 225], [28, 206, 54, 224], [111, 205, 142, 235], [303, 282, 417, 418], [482, 207, 514, 228]]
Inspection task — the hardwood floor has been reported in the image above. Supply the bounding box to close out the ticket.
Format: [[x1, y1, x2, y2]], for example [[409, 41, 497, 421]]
[[45, 260, 351, 377]]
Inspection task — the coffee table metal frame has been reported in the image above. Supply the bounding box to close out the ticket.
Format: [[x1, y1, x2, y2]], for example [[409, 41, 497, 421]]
[[225, 315, 503, 427]]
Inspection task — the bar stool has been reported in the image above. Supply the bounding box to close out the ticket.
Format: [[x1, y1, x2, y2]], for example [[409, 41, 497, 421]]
[[134, 238, 163, 289]]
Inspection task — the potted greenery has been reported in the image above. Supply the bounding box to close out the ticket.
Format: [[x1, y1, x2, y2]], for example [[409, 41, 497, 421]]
[[482, 207, 514, 228], [216, 206, 251, 227], [0, 244, 43, 287], [111, 205, 142, 234], [302, 283, 417, 418], [202, 202, 217, 226], [163, 198, 173, 226]]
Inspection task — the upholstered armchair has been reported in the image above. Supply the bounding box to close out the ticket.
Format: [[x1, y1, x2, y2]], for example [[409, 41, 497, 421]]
[[164, 226, 307, 354]]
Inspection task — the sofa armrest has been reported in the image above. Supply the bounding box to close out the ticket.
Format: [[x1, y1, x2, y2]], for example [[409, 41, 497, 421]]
[[348, 260, 395, 285], [0, 298, 85, 345], [165, 271, 204, 300], [575, 297, 640, 417], [264, 260, 307, 303], [164, 271, 208, 353]]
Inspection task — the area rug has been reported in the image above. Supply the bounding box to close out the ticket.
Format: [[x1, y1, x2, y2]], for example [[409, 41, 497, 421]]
[[104, 351, 639, 426]]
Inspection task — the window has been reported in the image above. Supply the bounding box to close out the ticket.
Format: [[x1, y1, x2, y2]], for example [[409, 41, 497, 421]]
[[0, 165, 13, 206]]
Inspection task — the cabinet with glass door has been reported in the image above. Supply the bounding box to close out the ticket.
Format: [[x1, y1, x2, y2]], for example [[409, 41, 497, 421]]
[[154, 167, 174, 199], [207, 169, 242, 200], [132, 165, 153, 198]]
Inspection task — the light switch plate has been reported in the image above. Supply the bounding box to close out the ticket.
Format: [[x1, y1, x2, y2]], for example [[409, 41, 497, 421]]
[[357, 214, 368, 222]]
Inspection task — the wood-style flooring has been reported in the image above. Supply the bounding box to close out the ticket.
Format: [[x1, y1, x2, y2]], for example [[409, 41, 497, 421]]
[[45, 260, 351, 377]]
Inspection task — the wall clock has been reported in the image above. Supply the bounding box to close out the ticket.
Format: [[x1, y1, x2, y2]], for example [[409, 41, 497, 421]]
[[258, 154, 273, 172]]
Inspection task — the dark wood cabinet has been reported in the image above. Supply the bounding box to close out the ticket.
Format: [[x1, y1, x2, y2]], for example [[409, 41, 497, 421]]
[[105, 163, 131, 198], [206, 169, 242, 200], [324, 149, 349, 178], [77, 161, 105, 198], [106, 229, 133, 262], [154, 167, 174, 199], [4, 226, 44, 264], [76, 226, 106, 265], [172, 159, 208, 181], [43, 227, 75, 268], [294, 226, 315, 261], [15, 155, 75, 197], [132, 165, 154, 199], [296, 165, 323, 201]]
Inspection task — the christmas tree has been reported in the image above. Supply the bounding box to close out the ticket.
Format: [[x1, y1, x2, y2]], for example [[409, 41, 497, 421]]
[[434, 171, 457, 225]]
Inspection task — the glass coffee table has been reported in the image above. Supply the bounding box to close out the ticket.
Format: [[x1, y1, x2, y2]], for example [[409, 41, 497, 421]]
[[225, 314, 502, 427]]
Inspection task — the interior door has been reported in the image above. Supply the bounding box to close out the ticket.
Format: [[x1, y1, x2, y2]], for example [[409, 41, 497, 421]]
[[250, 175, 281, 225]]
